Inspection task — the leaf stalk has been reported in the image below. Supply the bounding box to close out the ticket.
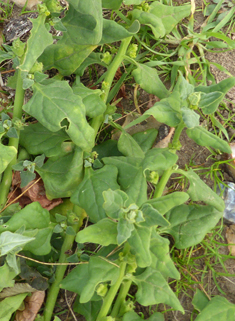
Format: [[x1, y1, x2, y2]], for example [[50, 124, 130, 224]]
[[0, 69, 25, 209]]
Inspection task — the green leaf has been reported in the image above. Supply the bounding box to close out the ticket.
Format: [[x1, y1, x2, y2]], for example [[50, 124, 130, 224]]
[[140, 204, 169, 227], [186, 126, 231, 154], [123, 0, 142, 4], [146, 192, 189, 215], [23, 79, 95, 151], [149, 2, 191, 35], [73, 298, 102, 321], [199, 92, 224, 114], [132, 64, 169, 99], [0, 202, 50, 232], [150, 232, 180, 279], [20, 170, 36, 187], [71, 166, 119, 223], [117, 217, 135, 245], [125, 168, 147, 206], [144, 92, 181, 126], [192, 289, 210, 312], [100, 19, 140, 44], [0, 144, 17, 175], [0, 293, 28, 321], [23, 227, 54, 255], [177, 169, 224, 212], [142, 148, 178, 175], [0, 231, 35, 256], [40, 43, 96, 76], [102, 156, 147, 206], [181, 107, 200, 128], [76, 218, 118, 246], [0, 202, 54, 255], [132, 128, 158, 153], [19, 122, 70, 158], [63, 0, 103, 45], [195, 77, 235, 95], [60, 264, 92, 296], [37, 147, 83, 199], [194, 296, 235, 321], [173, 72, 194, 100], [72, 79, 106, 118], [130, 9, 165, 39], [0, 50, 14, 64], [93, 140, 122, 158], [102, 0, 122, 9], [80, 256, 120, 303], [75, 52, 106, 76], [102, 156, 142, 190], [0, 263, 17, 292], [103, 189, 129, 219], [128, 226, 152, 268], [118, 131, 145, 158], [19, 14, 53, 75], [39, 0, 103, 75], [165, 204, 223, 249], [132, 267, 184, 312], [123, 311, 164, 321]]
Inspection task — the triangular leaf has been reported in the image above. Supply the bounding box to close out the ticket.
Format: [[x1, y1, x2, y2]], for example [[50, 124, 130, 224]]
[[71, 166, 119, 223], [23, 79, 95, 151]]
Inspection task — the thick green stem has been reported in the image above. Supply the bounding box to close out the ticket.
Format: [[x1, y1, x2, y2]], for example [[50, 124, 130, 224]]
[[0, 70, 25, 209], [90, 36, 132, 133], [171, 120, 185, 148], [110, 279, 132, 318], [153, 167, 173, 198], [43, 206, 85, 321], [153, 121, 185, 198], [96, 260, 127, 321]]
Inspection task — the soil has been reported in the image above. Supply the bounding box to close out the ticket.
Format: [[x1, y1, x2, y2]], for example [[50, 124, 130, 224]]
[[1, 1, 235, 320]]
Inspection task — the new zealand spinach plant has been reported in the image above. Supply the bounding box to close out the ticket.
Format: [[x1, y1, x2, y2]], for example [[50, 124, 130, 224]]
[[0, 1, 235, 320]]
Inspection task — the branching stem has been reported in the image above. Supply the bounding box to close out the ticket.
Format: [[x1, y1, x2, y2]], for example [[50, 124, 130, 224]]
[[43, 206, 85, 321], [90, 36, 132, 133]]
